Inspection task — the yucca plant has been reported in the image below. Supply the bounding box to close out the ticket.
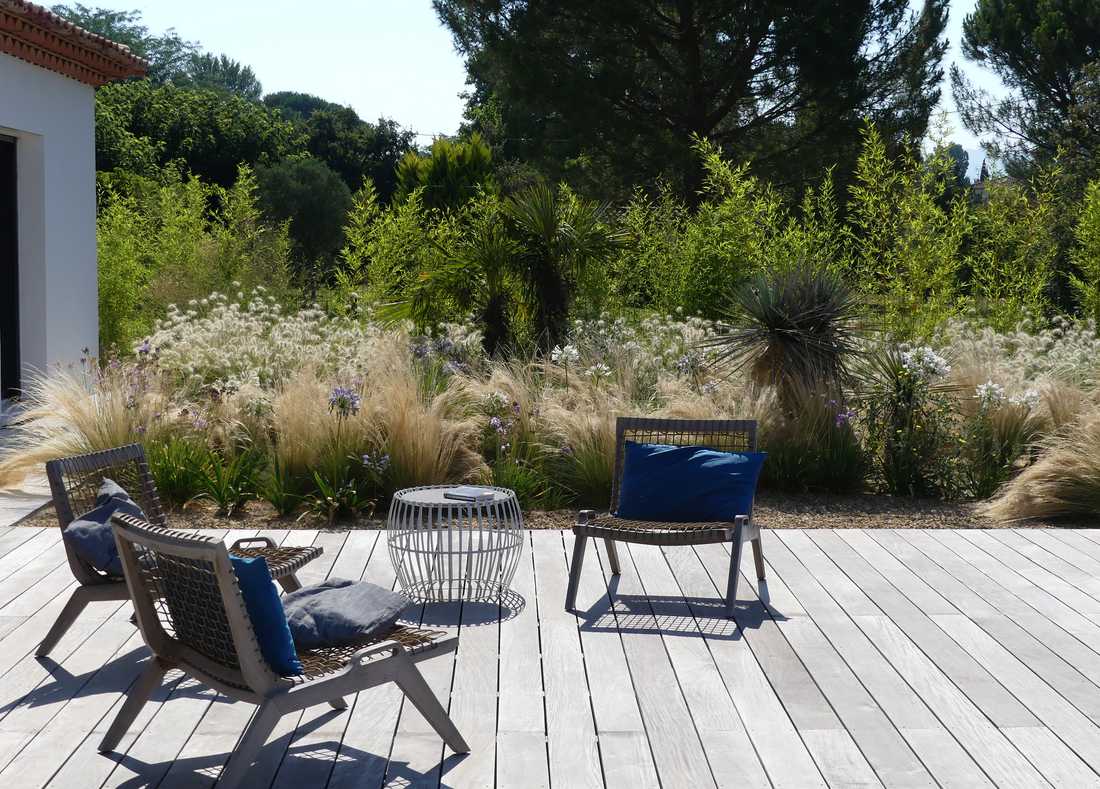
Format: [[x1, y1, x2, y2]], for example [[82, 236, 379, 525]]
[[706, 263, 863, 413]]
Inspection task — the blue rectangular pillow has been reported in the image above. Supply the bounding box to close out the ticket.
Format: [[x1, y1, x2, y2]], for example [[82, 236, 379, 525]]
[[616, 441, 766, 522], [230, 555, 303, 676], [282, 578, 410, 649], [62, 478, 147, 576]]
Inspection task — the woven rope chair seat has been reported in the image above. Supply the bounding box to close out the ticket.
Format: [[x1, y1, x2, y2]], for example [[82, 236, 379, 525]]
[[577, 515, 733, 544], [293, 626, 446, 681], [229, 545, 323, 578]]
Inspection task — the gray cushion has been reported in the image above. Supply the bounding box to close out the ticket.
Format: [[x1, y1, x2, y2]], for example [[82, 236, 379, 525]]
[[282, 578, 411, 649], [61, 478, 146, 577]]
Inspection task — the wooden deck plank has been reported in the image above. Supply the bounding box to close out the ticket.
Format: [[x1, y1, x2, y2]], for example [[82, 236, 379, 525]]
[[955, 530, 1100, 620], [570, 537, 660, 789], [772, 533, 1042, 786], [982, 530, 1100, 612], [531, 532, 602, 788], [384, 598, 462, 788], [928, 530, 1100, 657], [594, 542, 715, 788], [317, 530, 405, 789], [0, 526, 1095, 787], [931, 612, 1100, 777], [731, 540, 935, 788], [495, 531, 550, 789], [668, 541, 825, 788], [441, 563, 502, 787], [238, 529, 343, 788], [795, 530, 1041, 729], [1016, 529, 1100, 578], [993, 529, 1100, 606], [628, 543, 768, 788], [1003, 726, 1100, 788], [692, 543, 883, 789], [853, 614, 1051, 788]]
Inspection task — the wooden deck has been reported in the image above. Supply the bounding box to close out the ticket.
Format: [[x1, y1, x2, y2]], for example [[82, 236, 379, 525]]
[[0, 526, 1098, 787]]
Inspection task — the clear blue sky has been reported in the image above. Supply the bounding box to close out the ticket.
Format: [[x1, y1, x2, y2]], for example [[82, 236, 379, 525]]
[[107, 0, 1001, 175]]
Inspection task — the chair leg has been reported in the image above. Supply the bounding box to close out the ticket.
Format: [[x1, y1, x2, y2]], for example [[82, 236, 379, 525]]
[[37, 586, 93, 657], [726, 524, 747, 619], [99, 658, 169, 752], [564, 535, 587, 612], [277, 573, 302, 593], [328, 696, 349, 710], [603, 538, 621, 575], [752, 534, 766, 581], [216, 702, 281, 789], [394, 657, 469, 754]]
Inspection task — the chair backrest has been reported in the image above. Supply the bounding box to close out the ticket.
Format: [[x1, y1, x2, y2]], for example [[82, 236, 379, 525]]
[[610, 417, 758, 514], [110, 513, 281, 699], [45, 444, 167, 584]]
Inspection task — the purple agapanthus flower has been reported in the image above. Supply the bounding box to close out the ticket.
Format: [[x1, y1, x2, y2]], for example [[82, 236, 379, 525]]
[[835, 408, 856, 427], [136, 339, 152, 355], [328, 386, 361, 417]]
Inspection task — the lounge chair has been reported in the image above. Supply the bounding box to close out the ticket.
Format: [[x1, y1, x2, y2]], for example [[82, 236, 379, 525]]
[[37, 443, 321, 657], [564, 417, 764, 617], [100, 513, 468, 789]]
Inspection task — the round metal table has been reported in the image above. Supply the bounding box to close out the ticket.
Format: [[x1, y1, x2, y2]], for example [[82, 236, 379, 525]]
[[386, 485, 524, 602]]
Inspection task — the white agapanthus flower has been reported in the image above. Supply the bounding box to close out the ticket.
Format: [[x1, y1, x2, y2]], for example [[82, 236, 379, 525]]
[[975, 380, 1007, 409], [900, 346, 951, 380], [551, 344, 580, 365], [586, 362, 612, 380], [1010, 388, 1041, 410]]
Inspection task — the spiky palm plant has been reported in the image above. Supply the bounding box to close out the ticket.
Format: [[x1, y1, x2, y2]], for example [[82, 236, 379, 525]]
[[504, 184, 624, 351], [706, 263, 863, 411]]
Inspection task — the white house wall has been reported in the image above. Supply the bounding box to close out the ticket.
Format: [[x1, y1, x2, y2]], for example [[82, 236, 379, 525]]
[[0, 50, 97, 382]]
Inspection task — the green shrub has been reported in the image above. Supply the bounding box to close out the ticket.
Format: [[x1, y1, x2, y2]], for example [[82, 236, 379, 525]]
[[759, 391, 866, 494], [958, 384, 1043, 499], [1070, 179, 1100, 324], [255, 157, 353, 285], [97, 166, 293, 353], [194, 447, 264, 516], [861, 344, 961, 497], [845, 125, 969, 336], [146, 434, 208, 508]]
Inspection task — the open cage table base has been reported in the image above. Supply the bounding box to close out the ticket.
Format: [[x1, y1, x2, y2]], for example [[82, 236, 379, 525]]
[[387, 485, 524, 603]]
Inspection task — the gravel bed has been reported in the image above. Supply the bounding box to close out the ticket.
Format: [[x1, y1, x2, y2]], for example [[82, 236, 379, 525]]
[[17, 493, 1098, 530]]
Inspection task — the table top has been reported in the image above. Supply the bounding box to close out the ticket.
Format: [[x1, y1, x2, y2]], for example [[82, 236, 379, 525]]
[[393, 485, 515, 507]]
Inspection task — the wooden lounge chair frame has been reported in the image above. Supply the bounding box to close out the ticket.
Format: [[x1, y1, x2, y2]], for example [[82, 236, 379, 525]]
[[565, 417, 764, 617], [38, 444, 321, 657], [102, 513, 468, 789]]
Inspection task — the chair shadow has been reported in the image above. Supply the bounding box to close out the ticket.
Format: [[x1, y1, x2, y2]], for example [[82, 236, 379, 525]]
[[9, 647, 208, 714], [576, 577, 784, 639], [106, 707, 467, 788], [416, 588, 526, 627]]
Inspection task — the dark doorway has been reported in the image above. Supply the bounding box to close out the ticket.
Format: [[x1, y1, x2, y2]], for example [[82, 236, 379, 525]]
[[0, 136, 17, 400]]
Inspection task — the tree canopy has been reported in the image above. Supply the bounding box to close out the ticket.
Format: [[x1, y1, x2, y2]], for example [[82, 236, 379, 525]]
[[435, 0, 948, 200], [95, 80, 306, 186], [952, 0, 1100, 177]]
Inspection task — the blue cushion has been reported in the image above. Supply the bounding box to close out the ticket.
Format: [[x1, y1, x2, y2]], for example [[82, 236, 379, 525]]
[[62, 478, 147, 576], [282, 578, 411, 649], [616, 442, 766, 522], [230, 555, 303, 676]]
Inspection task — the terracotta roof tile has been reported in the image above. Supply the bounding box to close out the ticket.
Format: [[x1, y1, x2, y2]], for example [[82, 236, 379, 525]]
[[0, 0, 147, 87]]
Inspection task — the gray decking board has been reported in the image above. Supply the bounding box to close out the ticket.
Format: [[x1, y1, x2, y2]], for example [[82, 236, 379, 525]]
[[0, 527, 1093, 787]]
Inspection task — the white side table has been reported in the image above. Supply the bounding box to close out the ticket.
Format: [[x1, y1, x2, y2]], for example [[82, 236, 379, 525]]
[[386, 485, 524, 602]]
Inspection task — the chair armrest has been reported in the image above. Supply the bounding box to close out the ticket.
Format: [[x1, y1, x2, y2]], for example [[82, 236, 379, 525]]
[[576, 509, 597, 526], [351, 640, 404, 666], [230, 536, 276, 551]]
